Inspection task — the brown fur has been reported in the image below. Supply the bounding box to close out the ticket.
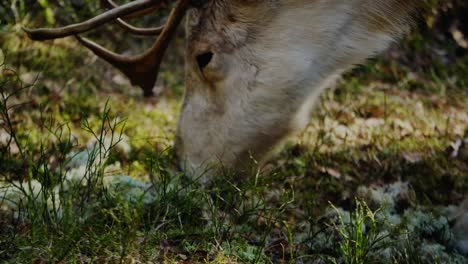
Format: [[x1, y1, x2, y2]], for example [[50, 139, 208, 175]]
[[361, 0, 422, 33], [176, 0, 423, 179]]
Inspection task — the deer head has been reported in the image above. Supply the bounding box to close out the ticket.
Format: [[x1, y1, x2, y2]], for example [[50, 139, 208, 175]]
[[25, 0, 420, 179]]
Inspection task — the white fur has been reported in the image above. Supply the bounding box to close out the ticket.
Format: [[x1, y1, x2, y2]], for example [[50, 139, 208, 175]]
[[176, 0, 416, 177]]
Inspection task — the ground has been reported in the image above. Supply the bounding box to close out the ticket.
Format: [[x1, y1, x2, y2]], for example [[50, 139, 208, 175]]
[[0, 2, 467, 263]]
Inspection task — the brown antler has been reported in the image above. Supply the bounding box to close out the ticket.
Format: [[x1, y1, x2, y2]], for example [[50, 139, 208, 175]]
[[101, 0, 165, 20], [114, 19, 164, 36], [23, 0, 189, 97], [101, 0, 164, 36]]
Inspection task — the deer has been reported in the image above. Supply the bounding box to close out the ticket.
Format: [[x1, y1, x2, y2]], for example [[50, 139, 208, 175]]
[[24, 0, 422, 179]]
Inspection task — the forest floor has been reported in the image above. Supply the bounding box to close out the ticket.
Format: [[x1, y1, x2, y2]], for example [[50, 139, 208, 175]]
[[1, 8, 468, 264]]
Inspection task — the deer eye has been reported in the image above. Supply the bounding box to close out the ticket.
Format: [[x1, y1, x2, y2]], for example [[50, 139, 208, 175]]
[[196, 51, 214, 71]]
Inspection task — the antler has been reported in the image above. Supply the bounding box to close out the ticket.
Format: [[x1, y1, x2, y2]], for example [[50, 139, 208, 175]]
[[114, 19, 164, 36], [23, 0, 189, 97], [102, 0, 164, 36], [101, 0, 164, 20]]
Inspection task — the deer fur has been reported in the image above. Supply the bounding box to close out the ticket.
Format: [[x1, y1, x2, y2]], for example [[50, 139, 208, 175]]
[[175, 0, 421, 178]]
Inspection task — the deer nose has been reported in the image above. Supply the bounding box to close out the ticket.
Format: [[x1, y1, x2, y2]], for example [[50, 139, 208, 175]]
[[195, 51, 214, 71]]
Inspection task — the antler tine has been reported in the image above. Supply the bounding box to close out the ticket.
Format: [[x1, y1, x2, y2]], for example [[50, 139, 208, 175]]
[[115, 18, 164, 36], [101, 0, 163, 36], [23, 0, 160, 41], [76, 0, 189, 96], [103, 0, 164, 20]]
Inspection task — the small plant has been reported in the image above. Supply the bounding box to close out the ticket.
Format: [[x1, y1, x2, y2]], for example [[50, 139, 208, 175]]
[[0, 64, 132, 261], [331, 200, 392, 264]]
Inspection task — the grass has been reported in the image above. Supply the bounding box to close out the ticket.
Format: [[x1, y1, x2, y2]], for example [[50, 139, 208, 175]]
[[1, 2, 468, 263], [331, 200, 390, 264]]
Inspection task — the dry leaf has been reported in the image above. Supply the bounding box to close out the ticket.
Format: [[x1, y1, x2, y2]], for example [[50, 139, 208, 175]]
[[403, 152, 424, 163], [319, 166, 342, 179], [393, 118, 414, 136], [451, 26, 468, 49]]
